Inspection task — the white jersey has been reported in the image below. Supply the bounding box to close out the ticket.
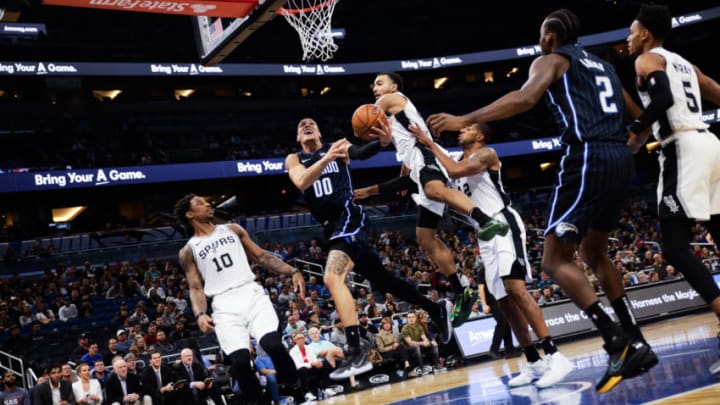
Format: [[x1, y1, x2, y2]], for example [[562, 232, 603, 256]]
[[638, 47, 708, 141], [449, 151, 510, 219], [388, 92, 435, 164], [187, 224, 255, 297]]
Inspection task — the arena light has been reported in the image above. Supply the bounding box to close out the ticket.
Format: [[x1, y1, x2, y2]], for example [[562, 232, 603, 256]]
[[51, 206, 86, 222], [174, 89, 195, 100], [92, 89, 122, 101], [242, 91, 253, 97], [484, 71, 494, 83], [540, 162, 555, 171], [320, 86, 332, 95], [506, 67, 519, 78], [433, 77, 449, 90]]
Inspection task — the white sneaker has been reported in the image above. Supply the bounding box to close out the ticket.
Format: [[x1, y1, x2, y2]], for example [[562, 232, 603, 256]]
[[300, 392, 316, 404], [535, 352, 574, 388], [508, 359, 547, 387]]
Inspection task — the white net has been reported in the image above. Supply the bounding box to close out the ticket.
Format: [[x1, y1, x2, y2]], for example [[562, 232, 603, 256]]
[[280, 0, 340, 61]]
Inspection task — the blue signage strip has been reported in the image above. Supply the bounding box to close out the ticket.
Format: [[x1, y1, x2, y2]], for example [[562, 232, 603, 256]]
[[0, 7, 716, 77], [3, 105, 720, 194]]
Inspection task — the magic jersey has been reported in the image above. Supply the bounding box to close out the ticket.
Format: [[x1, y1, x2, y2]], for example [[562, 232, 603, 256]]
[[187, 224, 255, 297], [637, 47, 708, 140]]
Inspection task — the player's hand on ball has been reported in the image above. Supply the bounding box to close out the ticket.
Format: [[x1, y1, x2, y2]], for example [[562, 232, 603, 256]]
[[368, 115, 392, 147]]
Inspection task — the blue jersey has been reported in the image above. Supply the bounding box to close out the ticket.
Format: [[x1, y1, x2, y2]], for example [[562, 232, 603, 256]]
[[545, 44, 627, 145], [298, 144, 367, 241]]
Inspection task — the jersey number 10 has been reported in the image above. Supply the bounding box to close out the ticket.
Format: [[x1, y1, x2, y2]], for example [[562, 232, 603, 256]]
[[212, 253, 233, 272]]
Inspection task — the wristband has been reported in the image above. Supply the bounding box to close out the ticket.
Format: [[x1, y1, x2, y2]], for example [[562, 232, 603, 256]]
[[195, 312, 206, 320]]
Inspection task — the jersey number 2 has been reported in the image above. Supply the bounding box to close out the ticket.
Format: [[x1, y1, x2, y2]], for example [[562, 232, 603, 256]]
[[212, 253, 233, 272], [595, 76, 618, 114]]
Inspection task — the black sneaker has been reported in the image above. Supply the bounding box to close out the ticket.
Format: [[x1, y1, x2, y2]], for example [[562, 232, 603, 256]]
[[596, 338, 651, 394], [452, 288, 479, 328], [436, 299, 453, 345], [329, 347, 373, 380]]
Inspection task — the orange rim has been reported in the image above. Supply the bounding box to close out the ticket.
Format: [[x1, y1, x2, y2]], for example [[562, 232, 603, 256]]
[[277, 0, 335, 15]]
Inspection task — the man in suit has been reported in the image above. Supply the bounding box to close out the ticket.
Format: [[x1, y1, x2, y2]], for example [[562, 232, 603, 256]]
[[105, 358, 152, 405], [33, 363, 76, 405], [173, 348, 224, 405], [140, 349, 177, 405]]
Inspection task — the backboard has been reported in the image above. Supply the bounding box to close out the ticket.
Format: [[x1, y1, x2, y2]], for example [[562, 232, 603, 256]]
[[193, 0, 288, 65]]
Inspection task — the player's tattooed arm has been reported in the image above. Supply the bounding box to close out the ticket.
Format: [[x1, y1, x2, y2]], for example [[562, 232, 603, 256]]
[[179, 246, 207, 319]]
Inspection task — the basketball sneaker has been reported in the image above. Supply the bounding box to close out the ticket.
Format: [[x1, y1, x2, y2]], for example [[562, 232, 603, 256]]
[[452, 288, 479, 328], [477, 218, 509, 241], [436, 299, 454, 345], [535, 352, 574, 388], [596, 338, 652, 394], [508, 359, 548, 387], [329, 346, 373, 380]]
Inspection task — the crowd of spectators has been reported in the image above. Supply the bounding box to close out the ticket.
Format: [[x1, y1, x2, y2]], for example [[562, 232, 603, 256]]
[[0, 195, 718, 402]]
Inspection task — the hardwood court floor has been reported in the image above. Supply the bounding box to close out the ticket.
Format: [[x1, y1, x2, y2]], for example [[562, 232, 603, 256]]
[[320, 312, 720, 405]]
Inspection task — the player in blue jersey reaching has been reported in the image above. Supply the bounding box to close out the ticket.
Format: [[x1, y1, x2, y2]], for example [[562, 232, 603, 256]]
[[427, 8, 656, 394]]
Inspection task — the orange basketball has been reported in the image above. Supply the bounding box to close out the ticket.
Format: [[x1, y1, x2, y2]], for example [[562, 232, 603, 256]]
[[351, 104, 387, 141]]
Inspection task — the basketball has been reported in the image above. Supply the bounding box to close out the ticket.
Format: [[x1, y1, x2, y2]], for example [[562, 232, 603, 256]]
[[351, 104, 387, 141]]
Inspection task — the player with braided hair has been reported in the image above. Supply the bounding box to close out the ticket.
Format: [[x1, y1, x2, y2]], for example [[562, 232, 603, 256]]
[[427, 8, 657, 393]]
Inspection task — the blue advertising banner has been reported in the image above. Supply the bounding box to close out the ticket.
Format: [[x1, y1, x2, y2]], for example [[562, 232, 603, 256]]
[[0, 7, 716, 77]]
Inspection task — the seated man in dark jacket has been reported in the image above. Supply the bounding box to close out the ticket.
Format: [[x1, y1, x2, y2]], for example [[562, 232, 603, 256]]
[[173, 348, 224, 405], [33, 363, 76, 405], [140, 349, 178, 405], [105, 357, 152, 405]]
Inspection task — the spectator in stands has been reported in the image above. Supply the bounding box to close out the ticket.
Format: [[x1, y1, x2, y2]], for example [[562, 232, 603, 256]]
[[58, 296, 79, 322], [73, 333, 91, 361], [254, 346, 283, 405], [129, 334, 150, 359], [31, 323, 46, 343], [78, 298, 93, 319], [0, 371, 30, 405], [144, 322, 159, 346], [585, 267, 600, 291], [468, 301, 484, 320], [429, 290, 440, 304], [665, 265, 679, 280], [147, 279, 166, 301], [72, 362, 103, 405], [61, 363, 78, 384], [169, 320, 189, 342], [429, 271, 451, 297], [161, 302, 178, 327], [90, 360, 108, 388], [4, 325, 23, 354], [531, 289, 541, 303], [117, 329, 133, 352], [364, 295, 384, 317], [113, 302, 130, 325], [173, 348, 224, 405], [383, 302, 399, 319], [622, 273, 634, 288], [81, 343, 104, 371], [105, 337, 125, 365], [140, 349, 176, 405], [284, 313, 306, 337], [307, 326, 345, 369], [355, 287, 369, 307], [289, 331, 329, 402], [376, 317, 418, 378], [105, 357, 151, 405], [18, 306, 33, 327], [308, 239, 322, 257], [329, 319, 347, 348], [34, 302, 56, 325], [153, 330, 172, 353], [401, 312, 440, 372], [124, 353, 140, 375], [637, 272, 649, 285], [129, 302, 150, 326], [649, 271, 660, 283], [358, 312, 378, 344], [33, 363, 75, 405], [537, 287, 557, 306], [277, 284, 297, 310]]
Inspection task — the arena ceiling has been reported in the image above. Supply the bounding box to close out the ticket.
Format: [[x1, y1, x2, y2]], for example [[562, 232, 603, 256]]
[[2, 0, 719, 64]]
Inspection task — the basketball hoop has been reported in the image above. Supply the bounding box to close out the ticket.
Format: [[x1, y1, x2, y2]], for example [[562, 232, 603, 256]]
[[278, 0, 340, 62]]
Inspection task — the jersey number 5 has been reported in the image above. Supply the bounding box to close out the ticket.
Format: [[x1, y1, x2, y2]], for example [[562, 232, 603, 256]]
[[682, 80, 700, 113], [212, 253, 233, 272], [595, 76, 618, 114]]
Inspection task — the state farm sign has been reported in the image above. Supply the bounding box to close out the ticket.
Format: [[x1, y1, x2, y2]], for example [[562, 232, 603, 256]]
[[43, 0, 258, 17]]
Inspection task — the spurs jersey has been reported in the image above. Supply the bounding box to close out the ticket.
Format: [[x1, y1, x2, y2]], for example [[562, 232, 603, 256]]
[[387, 92, 437, 164], [637, 47, 709, 140], [449, 151, 511, 219], [187, 224, 254, 297]]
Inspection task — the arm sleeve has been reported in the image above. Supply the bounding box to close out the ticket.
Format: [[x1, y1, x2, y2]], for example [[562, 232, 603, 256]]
[[629, 70, 674, 134], [348, 140, 383, 160], [377, 175, 417, 194]]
